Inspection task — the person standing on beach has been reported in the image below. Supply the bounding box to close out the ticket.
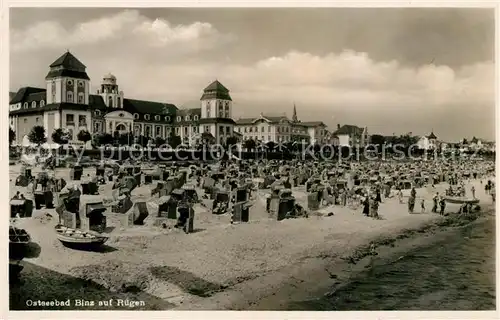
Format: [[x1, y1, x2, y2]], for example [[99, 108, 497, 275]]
[[471, 185, 476, 199], [362, 196, 370, 216], [408, 195, 415, 213], [421, 199, 425, 213], [398, 188, 403, 203], [432, 192, 439, 213], [439, 197, 446, 215]]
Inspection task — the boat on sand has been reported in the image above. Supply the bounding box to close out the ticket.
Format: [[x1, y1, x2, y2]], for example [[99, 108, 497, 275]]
[[55, 224, 109, 250], [443, 196, 480, 205]]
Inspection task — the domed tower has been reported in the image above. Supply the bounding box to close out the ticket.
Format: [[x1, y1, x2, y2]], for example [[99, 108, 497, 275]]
[[200, 80, 232, 119], [98, 73, 124, 108], [45, 51, 90, 105], [199, 80, 235, 145]]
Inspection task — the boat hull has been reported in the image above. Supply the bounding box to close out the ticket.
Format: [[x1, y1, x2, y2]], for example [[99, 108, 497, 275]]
[[443, 197, 480, 204]]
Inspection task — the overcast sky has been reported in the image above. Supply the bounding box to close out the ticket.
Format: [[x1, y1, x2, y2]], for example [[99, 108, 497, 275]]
[[9, 8, 495, 141]]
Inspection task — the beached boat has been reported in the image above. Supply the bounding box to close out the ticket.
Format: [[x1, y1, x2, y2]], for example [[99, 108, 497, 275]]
[[443, 196, 480, 205], [55, 225, 109, 249]]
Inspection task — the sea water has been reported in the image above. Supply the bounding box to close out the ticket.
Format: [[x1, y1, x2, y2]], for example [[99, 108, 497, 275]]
[[291, 216, 496, 310]]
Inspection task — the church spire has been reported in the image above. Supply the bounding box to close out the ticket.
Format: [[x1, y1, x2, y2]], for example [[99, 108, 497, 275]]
[[292, 103, 298, 122]]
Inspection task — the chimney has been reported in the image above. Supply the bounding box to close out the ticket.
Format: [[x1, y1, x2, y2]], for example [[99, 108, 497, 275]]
[[337, 124, 341, 130]]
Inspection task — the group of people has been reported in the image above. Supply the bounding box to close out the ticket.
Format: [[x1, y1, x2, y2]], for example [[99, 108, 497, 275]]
[[431, 192, 447, 215]]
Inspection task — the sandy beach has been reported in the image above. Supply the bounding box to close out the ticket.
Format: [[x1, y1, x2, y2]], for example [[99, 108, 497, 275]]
[[9, 164, 494, 310]]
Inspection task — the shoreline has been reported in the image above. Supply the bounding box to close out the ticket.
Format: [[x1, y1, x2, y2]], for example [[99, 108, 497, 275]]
[[179, 206, 494, 310]]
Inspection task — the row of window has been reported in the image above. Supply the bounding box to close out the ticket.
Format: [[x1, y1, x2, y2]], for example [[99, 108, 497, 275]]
[[20, 117, 41, 124], [205, 126, 232, 136], [206, 104, 230, 118], [66, 114, 87, 126], [92, 109, 201, 122], [134, 114, 200, 122], [237, 126, 299, 134], [67, 92, 85, 104], [65, 79, 85, 87], [23, 100, 45, 109], [242, 135, 293, 142]]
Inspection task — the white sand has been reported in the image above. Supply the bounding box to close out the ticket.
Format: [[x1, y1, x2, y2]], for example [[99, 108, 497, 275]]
[[10, 164, 494, 309]]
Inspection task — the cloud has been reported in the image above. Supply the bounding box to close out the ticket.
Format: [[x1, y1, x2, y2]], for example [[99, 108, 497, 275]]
[[116, 50, 493, 111], [102, 50, 492, 140], [9, 11, 494, 140], [10, 10, 234, 52]]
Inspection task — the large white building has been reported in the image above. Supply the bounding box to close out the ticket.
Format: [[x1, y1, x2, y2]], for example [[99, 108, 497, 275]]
[[9, 51, 236, 147], [234, 105, 329, 145], [10, 51, 332, 148], [332, 124, 369, 147], [416, 132, 438, 150]]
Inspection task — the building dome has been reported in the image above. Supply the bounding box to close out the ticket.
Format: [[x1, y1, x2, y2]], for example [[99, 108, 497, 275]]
[[102, 73, 117, 84]]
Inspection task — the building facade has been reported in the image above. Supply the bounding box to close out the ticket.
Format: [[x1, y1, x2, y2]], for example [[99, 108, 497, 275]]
[[234, 105, 329, 145], [416, 132, 438, 150], [332, 124, 369, 147], [9, 51, 235, 147]]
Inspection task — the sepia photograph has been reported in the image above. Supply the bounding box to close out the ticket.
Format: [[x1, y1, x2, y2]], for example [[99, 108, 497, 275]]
[[6, 5, 497, 313]]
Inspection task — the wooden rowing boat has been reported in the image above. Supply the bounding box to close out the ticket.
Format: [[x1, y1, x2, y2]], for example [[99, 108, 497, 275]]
[[443, 197, 480, 205], [55, 225, 109, 250]]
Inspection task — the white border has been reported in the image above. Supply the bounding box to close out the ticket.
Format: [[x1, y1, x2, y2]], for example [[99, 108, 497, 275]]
[[2, 1, 499, 319]]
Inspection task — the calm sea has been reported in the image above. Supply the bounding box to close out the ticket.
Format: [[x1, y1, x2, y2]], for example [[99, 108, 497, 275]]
[[288, 216, 496, 310]]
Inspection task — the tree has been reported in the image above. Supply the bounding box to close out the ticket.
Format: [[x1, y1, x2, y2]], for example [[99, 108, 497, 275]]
[[201, 131, 216, 145], [94, 133, 113, 147], [265, 141, 276, 151], [169, 132, 182, 149], [117, 132, 134, 146], [135, 135, 149, 148], [51, 128, 69, 149], [243, 138, 256, 151], [28, 125, 47, 147], [77, 130, 92, 147], [225, 136, 238, 152], [155, 136, 166, 147], [9, 128, 16, 146], [370, 134, 386, 148], [283, 141, 295, 152]]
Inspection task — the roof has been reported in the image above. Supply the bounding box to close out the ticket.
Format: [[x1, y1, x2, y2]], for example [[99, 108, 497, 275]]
[[235, 117, 256, 125], [176, 108, 201, 116], [235, 115, 290, 125], [333, 124, 364, 136], [25, 92, 46, 103], [10, 87, 46, 104], [427, 132, 437, 139], [122, 98, 178, 115], [9, 92, 16, 101], [45, 69, 90, 80], [175, 108, 202, 124], [201, 80, 232, 101], [198, 117, 236, 125], [49, 51, 86, 70], [46, 52, 90, 80], [204, 80, 229, 92], [89, 95, 108, 110], [262, 115, 289, 124], [300, 121, 326, 127], [103, 73, 116, 80], [9, 102, 87, 115]]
